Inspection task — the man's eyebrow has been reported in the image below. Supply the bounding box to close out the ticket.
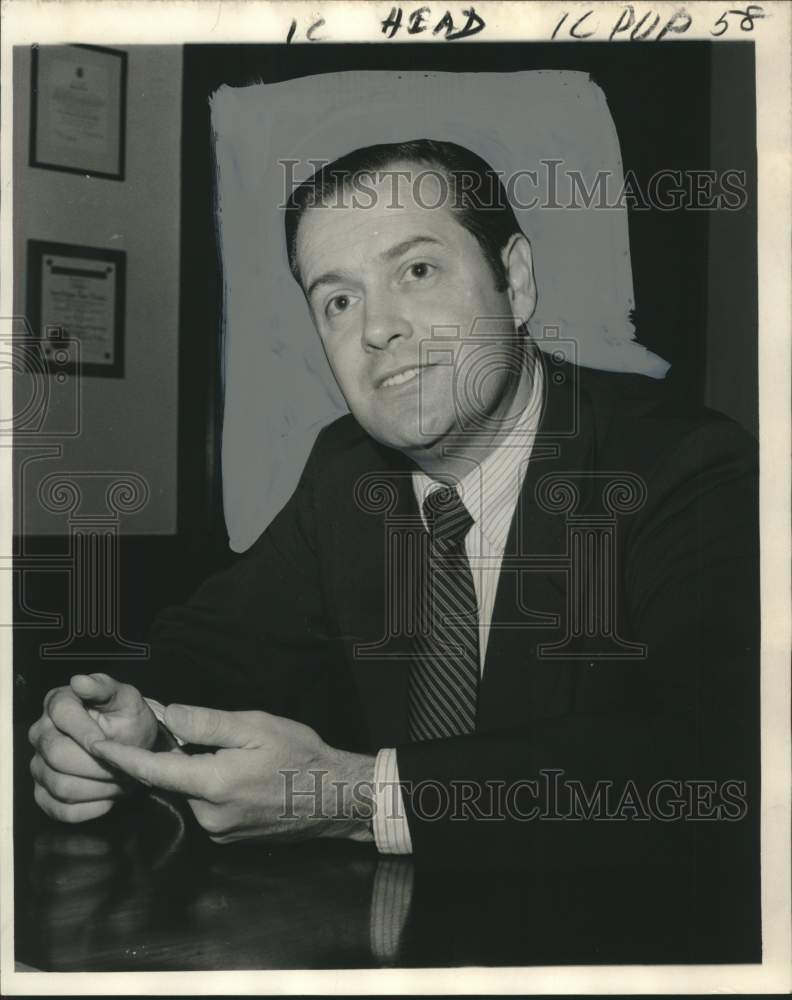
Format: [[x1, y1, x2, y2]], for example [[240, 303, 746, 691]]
[[305, 236, 444, 299], [306, 270, 361, 300], [380, 235, 444, 262]]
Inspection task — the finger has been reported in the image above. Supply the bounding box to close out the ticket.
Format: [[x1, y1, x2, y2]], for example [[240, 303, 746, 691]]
[[188, 799, 230, 839], [70, 673, 134, 712], [45, 688, 106, 754], [91, 740, 217, 798], [30, 710, 64, 747], [31, 754, 125, 804], [28, 717, 43, 747], [38, 729, 121, 782], [165, 704, 259, 748], [33, 782, 116, 824]]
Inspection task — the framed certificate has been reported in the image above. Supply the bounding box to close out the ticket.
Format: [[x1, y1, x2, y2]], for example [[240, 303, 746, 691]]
[[29, 44, 127, 180], [26, 240, 126, 378]]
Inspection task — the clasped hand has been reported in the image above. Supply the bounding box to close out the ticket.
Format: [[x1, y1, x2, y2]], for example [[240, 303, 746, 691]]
[[30, 674, 375, 845]]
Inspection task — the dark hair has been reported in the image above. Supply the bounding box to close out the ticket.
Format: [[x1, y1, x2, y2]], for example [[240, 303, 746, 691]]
[[284, 138, 523, 292]]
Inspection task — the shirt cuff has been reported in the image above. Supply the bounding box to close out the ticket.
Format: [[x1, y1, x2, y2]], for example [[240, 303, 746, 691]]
[[372, 747, 413, 855], [144, 698, 186, 747]]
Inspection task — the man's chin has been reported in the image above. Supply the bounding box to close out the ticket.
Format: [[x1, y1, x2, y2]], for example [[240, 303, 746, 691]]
[[347, 388, 455, 451], [363, 416, 454, 459]]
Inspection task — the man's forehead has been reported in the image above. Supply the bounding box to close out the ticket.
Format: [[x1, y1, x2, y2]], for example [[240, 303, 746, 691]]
[[296, 167, 464, 277]]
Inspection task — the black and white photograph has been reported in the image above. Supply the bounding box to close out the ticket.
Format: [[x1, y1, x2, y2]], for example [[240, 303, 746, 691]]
[[1, 1, 790, 994]]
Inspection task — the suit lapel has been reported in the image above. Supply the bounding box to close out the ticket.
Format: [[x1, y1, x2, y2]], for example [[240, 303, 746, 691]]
[[327, 438, 419, 749]]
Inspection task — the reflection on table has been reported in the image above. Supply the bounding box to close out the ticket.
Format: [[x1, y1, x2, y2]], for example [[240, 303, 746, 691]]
[[15, 758, 760, 970]]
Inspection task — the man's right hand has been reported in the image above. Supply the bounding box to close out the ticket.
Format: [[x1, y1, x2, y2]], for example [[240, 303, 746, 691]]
[[29, 673, 159, 824]]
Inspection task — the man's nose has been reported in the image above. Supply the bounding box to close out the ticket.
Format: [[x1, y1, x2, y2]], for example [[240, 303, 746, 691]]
[[362, 297, 413, 351]]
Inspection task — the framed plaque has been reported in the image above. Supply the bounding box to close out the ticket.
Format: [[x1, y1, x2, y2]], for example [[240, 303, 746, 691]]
[[26, 240, 126, 378], [29, 44, 127, 180]]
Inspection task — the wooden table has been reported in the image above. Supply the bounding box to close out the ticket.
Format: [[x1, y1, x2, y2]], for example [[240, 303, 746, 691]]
[[13, 734, 761, 971]]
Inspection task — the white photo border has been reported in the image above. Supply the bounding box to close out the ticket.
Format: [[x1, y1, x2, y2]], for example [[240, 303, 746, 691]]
[[1, 1, 789, 994]]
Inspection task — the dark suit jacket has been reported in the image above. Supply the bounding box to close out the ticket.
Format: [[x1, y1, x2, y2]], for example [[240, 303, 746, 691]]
[[147, 358, 760, 875]]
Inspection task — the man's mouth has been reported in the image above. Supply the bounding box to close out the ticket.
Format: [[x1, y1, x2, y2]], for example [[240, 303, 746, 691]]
[[378, 365, 425, 389]]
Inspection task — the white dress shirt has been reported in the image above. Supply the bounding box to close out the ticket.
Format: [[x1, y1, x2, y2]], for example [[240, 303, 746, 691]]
[[372, 361, 545, 855]]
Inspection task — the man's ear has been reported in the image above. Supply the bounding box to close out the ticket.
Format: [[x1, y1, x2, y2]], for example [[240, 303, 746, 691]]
[[501, 233, 537, 328]]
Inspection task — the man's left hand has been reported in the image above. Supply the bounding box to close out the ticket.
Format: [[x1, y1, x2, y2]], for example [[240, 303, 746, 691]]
[[91, 705, 376, 845]]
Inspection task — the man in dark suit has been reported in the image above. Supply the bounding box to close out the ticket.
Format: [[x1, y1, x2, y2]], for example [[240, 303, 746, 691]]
[[28, 140, 759, 875]]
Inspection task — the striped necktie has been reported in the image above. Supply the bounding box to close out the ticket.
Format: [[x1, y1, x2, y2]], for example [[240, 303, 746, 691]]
[[408, 486, 480, 741]]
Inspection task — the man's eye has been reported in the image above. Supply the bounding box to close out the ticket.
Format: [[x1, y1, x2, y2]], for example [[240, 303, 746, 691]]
[[326, 294, 356, 318], [404, 262, 436, 282]]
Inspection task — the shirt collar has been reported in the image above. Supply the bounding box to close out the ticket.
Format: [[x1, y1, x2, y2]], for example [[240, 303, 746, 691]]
[[412, 355, 544, 552]]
